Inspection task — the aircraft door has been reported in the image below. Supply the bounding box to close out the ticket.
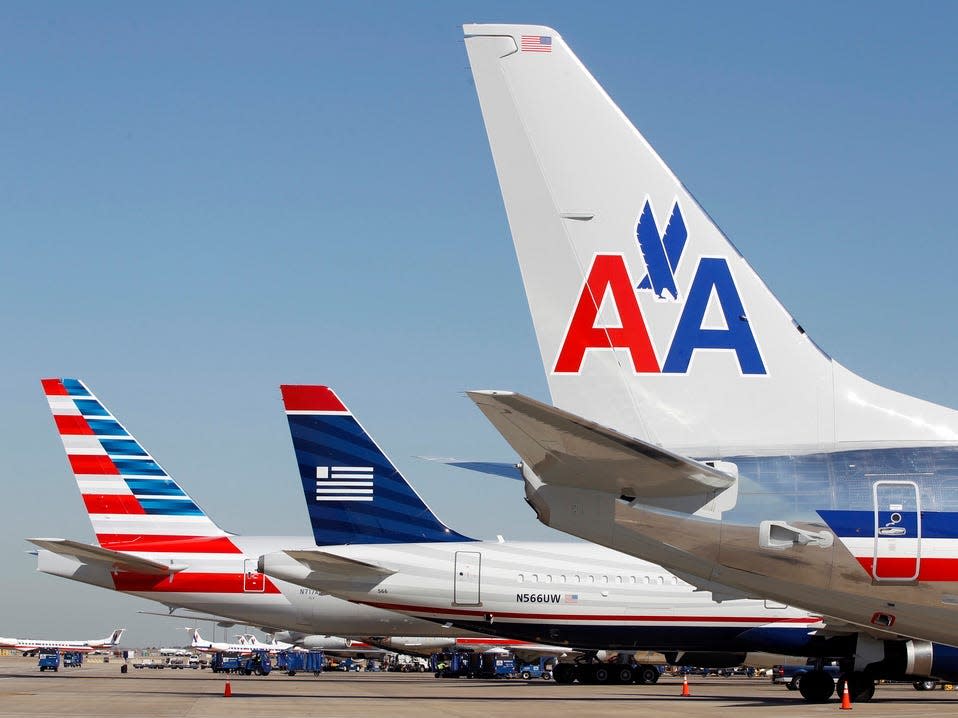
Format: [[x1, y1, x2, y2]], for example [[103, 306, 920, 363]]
[[243, 558, 266, 592], [454, 551, 481, 605], [872, 480, 921, 581]]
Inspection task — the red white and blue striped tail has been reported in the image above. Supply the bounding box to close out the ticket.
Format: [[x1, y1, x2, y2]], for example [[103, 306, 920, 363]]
[[42, 378, 230, 551]]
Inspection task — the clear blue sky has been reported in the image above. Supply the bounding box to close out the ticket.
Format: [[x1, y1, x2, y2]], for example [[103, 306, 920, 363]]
[[2, 2, 956, 646]]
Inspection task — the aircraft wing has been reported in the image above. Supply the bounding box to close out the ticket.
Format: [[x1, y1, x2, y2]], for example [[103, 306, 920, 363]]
[[28, 538, 187, 575], [467, 391, 734, 500]]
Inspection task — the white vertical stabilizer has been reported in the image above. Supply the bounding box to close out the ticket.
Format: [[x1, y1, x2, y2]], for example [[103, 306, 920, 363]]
[[464, 23, 958, 450]]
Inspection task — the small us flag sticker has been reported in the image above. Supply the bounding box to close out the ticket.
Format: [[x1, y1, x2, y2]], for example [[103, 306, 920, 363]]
[[521, 35, 552, 53]]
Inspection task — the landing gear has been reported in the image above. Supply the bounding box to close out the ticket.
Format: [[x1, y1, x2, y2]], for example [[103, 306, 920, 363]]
[[552, 663, 576, 684], [837, 672, 876, 703], [635, 665, 660, 685], [797, 670, 835, 703]]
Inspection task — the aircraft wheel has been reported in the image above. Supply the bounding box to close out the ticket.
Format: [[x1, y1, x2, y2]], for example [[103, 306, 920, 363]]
[[798, 670, 834, 703], [837, 672, 875, 703], [635, 665, 659, 685], [553, 664, 576, 684]]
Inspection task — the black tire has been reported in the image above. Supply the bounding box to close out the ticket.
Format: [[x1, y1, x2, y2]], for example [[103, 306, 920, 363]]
[[542, 672, 552, 680], [521, 671, 531, 680], [914, 679, 936, 691], [837, 672, 875, 703], [636, 665, 659, 685], [614, 666, 634, 684], [553, 664, 576, 684], [593, 666, 610, 684], [798, 671, 834, 703], [786, 677, 799, 691]]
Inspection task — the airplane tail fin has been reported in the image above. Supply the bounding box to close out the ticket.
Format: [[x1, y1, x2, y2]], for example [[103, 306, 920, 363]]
[[41, 379, 231, 550], [463, 25, 958, 449], [187, 628, 202, 645], [105, 628, 125, 646], [281, 385, 473, 545]]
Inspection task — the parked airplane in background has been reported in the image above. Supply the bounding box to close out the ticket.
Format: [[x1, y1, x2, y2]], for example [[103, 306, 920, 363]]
[[0, 628, 124, 654], [34, 378, 485, 641], [238, 633, 295, 652], [188, 628, 253, 655], [259, 384, 834, 684], [462, 23, 958, 702]]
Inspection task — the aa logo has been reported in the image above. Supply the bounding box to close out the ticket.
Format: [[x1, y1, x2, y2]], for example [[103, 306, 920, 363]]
[[554, 199, 766, 375]]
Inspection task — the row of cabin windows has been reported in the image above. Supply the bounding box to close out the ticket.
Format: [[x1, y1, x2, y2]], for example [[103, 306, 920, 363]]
[[516, 573, 680, 586]]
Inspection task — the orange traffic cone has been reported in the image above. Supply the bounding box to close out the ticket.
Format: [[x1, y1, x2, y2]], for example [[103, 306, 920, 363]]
[[840, 680, 852, 710], [681, 673, 691, 697], [224, 679, 232, 697]]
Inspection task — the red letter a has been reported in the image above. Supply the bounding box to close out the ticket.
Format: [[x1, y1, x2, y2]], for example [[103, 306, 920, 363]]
[[553, 255, 660, 373]]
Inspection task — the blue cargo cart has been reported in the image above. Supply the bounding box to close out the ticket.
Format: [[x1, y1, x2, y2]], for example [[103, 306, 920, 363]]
[[276, 650, 325, 676], [38, 649, 60, 672]]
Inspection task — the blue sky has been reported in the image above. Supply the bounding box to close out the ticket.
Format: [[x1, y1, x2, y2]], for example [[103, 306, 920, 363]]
[[2, 2, 956, 646]]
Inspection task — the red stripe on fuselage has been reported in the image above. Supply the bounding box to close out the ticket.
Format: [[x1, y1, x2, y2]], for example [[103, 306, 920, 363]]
[[55, 415, 93, 435], [363, 600, 820, 624], [83, 494, 145, 515], [42, 378, 68, 396], [69, 454, 118, 475], [854, 556, 958, 582], [112, 571, 280, 594], [96, 535, 242, 553]]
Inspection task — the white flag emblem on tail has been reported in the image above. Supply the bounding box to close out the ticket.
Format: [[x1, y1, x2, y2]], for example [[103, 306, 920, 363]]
[[315, 466, 374, 502]]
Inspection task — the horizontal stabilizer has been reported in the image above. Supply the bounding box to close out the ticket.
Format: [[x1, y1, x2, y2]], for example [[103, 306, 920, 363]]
[[28, 538, 187, 575], [418, 456, 522, 481], [285, 550, 396, 579], [467, 391, 734, 502]]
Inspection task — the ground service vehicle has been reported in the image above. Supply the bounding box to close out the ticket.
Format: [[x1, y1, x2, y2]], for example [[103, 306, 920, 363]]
[[38, 649, 59, 671], [275, 650, 324, 676]]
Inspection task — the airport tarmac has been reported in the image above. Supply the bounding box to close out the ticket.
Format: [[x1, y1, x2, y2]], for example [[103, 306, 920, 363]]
[[1, 658, 956, 718]]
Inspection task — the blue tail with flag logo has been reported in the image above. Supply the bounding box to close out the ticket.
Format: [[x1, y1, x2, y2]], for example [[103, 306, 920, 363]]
[[282, 385, 473, 545]]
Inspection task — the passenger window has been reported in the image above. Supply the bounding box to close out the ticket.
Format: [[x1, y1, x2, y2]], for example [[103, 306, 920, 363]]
[[518, 573, 524, 583]]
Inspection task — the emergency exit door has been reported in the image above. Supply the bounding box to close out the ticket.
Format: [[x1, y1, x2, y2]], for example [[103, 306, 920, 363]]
[[872, 480, 921, 581], [454, 551, 481, 605], [243, 558, 266, 592]]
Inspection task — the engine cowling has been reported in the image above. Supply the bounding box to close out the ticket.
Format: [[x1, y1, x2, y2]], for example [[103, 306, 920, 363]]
[[862, 640, 958, 682]]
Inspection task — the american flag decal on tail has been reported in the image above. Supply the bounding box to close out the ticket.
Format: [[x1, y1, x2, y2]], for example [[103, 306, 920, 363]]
[[315, 466, 374, 502], [520, 35, 552, 53]]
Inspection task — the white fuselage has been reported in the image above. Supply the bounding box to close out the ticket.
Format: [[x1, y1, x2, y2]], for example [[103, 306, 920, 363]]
[[35, 534, 477, 639], [261, 539, 824, 654]]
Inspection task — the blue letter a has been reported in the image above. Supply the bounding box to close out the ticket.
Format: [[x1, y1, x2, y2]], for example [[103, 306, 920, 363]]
[[662, 258, 766, 375]]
